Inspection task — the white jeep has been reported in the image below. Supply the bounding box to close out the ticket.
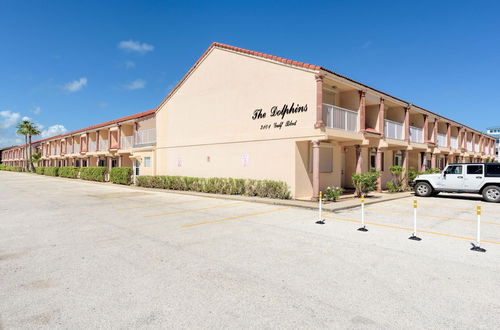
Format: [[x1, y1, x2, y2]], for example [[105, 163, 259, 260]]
[[414, 163, 500, 202]]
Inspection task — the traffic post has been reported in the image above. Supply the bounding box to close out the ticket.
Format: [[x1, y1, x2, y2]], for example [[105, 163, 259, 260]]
[[471, 205, 486, 252], [409, 199, 421, 241], [357, 194, 368, 232], [315, 191, 325, 224]]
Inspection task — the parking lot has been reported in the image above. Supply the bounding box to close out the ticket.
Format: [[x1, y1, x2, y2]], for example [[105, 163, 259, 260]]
[[1, 171, 499, 329]]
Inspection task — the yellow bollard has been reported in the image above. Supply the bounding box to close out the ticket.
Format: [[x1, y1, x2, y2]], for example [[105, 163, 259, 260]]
[[471, 205, 485, 252], [357, 194, 368, 231], [409, 199, 421, 241]]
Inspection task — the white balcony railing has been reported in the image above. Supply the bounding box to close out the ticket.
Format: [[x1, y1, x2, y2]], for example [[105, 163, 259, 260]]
[[121, 135, 133, 149], [437, 133, 447, 147], [50, 147, 55, 155], [467, 141, 473, 152], [88, 140, 97, 152], [74, 144, 81, 153], [409, 126, 424, 143], [99, 139, 109, 151], [134, 128, 156, 145], [474, 143, 479, 153], [450, 136, 458, 149], [322, 104, 358, 132], [384, 119, 404, 140], [55, 146, 60, 155]]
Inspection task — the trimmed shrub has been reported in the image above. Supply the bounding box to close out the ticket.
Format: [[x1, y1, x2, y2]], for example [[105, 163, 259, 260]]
[[44, 166, 59, 176], [80, 166, 107, 182], [58, 166, 79, 179], [323, 186, 344, 201], [352, 169, 380, 197], [0, 165, 23, 172], [35, 166, 45, 175], [110, 167, 133, 185], [136, 175, 291, 199]]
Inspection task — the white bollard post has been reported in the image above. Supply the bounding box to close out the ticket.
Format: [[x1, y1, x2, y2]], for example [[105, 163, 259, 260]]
[[409, 199, 421, 241], [471, 205, 486, 252], [357, 194, 368, 232], [315, 191, 325, 224]]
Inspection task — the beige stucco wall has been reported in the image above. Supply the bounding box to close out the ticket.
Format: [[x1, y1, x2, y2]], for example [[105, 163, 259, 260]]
[[156, 47, 323, 197]]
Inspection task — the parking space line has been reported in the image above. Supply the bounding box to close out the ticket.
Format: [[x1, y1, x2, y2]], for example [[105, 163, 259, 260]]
[[181, 207, 290, 228], [365, 207, 500, 226], [117, 199, 201, 210], [143, 201, 246, 218], [391, 200, 496, 214], [323, 214, 500, 245]]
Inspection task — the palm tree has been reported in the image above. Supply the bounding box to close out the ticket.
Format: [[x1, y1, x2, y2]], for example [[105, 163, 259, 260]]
[[16, 120, 30, 171], [16, 120, 41, 172]]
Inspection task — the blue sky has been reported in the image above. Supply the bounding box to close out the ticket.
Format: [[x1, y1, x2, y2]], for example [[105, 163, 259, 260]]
[[1, 0, 499, 147]]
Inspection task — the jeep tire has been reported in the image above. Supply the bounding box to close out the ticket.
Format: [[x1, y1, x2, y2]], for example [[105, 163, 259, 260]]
[[482, 185, 500, 203], [415, 182, 433, 197]]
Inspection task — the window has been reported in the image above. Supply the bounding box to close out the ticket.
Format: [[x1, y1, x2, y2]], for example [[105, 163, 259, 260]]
[[82, 159, 87, 167], [445, 165, 462, 175], [144, 157, 151, 168], [486, 164, 500, 176], [111, 158, 118, 168], [134, 160, 140, 175], [75, 160, 80, 167], [98, 159, 107, 167], [370, 149, 384, 171], [394, 151, 403, 167], [467, 165, 483, 175]]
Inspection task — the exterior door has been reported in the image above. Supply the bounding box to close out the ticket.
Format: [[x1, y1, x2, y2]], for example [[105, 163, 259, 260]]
[[463, 164, 485, 191], [440, 165, 465, 190]]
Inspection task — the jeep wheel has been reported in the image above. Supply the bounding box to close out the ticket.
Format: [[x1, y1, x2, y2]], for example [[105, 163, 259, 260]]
[[415, 182, 433, 197], [482, 185, 500, 203]]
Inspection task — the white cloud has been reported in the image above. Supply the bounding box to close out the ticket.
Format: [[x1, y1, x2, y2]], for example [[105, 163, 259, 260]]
[[63, 77, 87, 92], [0, 136, 24, 148], [118, 40, 154, 54], [22, 116, 31, 121], [124, 79, 146, 90], [41, 124, 67, 138], [32, 106, 42, 114], [125, 60, 135, 68], [0, 110, 21, 129]]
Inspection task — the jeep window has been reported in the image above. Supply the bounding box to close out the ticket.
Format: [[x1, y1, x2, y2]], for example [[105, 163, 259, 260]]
[[486, 164, 500, 176], [467, 165, 483, 175], [445, 165, 462, 175]]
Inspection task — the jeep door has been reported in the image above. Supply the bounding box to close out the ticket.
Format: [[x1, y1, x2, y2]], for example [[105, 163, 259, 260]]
[[441, 165, 465, 190], [463, 164, 485, 191]]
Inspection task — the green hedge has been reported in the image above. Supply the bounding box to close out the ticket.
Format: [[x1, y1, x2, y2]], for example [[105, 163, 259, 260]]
[[0, 165, 23, 172], [136, 176, 291, 199], [35, 166, 45, 175], [80, 166, 107, 182], [110, 167, 132, 185], [44, 166, 59, 176], [58, 166, 79, 179]]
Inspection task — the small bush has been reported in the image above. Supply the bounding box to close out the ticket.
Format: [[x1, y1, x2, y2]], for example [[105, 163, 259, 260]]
[[422, 168, 441, 174], [323, 186, 344, 201], [136, 175, 291, 199], [80, 167, 107, 182], [0, 165, 23, 172], [386, 181, 400, 193], [58, 167, 79, 179], [35, 166, 45, 175], [44, 167, 59, 176], [110, 167, 132, 185], [352, 169, 380, 197]]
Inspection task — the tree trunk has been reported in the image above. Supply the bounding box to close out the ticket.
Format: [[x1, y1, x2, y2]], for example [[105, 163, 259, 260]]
[[24, 135, 28, 171], [28, 135, 34, 172]]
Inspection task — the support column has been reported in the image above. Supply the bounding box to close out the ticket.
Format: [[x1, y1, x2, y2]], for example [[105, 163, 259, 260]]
[[433, 120, 438, 144], [355, 145, 364, 174], [314, 75, 325, 129], [118, 155, 122, 167], [404, 107, 410, 142], [421, 152, 427, 171], [378, 99, 385, 137], [431, 153, 437, 169], [376, 148, 383, 192], [312, 140, 320, 201], [423, 115, 429, 143], [446, 123, 451, 148], [358, 91, 366, 132]]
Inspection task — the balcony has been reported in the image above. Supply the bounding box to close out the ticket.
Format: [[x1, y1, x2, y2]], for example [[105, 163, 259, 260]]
[[474, 143, 480, 153], [74, 144, 81, 153], [134, 128, 156, 146], [50, 147, 55, 155], [437, 133, 447, 147], [450, 136, 458, 149], [409, 126, 424, 143], [88, 141, 97, 152], [467, 141, 473, 152], [121, 135, 133, 149], [384, 119, 404, 140], [99, 139, 109, 151], [322, 104, 358, 132]]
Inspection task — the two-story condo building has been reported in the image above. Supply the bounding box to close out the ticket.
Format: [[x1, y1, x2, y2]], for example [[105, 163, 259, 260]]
[[1, 42, 497, 200]]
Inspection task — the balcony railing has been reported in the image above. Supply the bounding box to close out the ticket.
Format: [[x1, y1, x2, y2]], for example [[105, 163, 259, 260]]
[[99, 139, 109, 151], [450, 136, 458, 149], [50, 147, 55, 155], [55, 146, 60, 155], [322, 104, 358, 132], [467, 141, 473, 152], [409, 126, 424, 143], [121, 135, 133, 149], [474, 143, 479, 153], [134, 128, 156, 145], [74, 144, 81, 153], [384, 119, 404, 140], [437, 133, 447, 147], [88, 141, 97, 152]]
